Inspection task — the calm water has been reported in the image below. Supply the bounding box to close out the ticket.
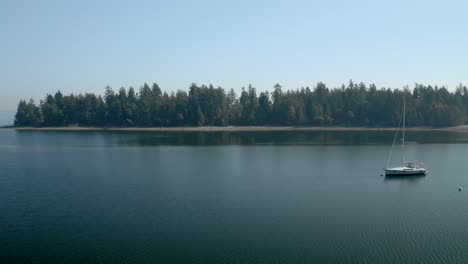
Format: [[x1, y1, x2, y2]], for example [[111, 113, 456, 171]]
[[2, 129, 468, 263]]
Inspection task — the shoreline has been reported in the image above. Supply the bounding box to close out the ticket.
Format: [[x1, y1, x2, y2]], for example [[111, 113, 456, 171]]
[[4, 125, 468, 132]]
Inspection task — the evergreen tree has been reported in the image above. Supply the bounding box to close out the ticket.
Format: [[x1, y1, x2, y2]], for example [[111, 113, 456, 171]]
[[257, 91, 271, 125], [13, 81, 468, 128], [14, 99, 42, 126], [40, 94, 62, 126]]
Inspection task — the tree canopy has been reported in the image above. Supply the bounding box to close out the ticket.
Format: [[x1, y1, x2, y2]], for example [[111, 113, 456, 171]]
[[14, 81, 468, 127]]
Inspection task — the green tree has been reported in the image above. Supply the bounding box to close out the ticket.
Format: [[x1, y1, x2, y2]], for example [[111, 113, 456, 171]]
[[257, 91, 271, 125], [14, 81, 468, 128], [14, 99, 42, 126], [40, 94, 62, 126]]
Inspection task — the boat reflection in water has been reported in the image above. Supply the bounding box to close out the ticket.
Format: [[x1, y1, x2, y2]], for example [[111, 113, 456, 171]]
[[384, 173, 426, 182]]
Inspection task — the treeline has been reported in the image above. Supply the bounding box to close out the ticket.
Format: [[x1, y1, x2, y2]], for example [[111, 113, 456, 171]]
[[14, 81, 468, 127]]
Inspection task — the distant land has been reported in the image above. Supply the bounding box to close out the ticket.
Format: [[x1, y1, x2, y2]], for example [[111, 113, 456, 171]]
[[12, 81, 468, 128], [0, 111, 14, 126]]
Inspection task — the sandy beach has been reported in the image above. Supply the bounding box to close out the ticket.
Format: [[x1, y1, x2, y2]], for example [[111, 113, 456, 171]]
[[5, 125, 468, 132]]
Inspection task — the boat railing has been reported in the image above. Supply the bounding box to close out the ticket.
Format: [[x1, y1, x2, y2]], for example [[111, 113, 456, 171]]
[[405, 161, 424, 168]]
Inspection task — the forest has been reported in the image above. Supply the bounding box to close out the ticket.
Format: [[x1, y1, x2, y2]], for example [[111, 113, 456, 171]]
[[13, 81, 468, 127]]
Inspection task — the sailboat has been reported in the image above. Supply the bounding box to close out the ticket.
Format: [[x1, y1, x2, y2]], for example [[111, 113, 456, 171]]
[[385, 97, 426, 176]]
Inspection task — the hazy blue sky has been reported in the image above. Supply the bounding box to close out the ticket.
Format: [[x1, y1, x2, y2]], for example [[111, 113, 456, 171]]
[[1, 0, 468, 116]]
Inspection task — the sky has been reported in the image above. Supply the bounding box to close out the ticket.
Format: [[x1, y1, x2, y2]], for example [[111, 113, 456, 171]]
[[1, 0, 468, 120]]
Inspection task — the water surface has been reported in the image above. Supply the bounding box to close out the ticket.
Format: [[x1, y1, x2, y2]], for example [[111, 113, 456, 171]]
[[1, 129, 468, 263]]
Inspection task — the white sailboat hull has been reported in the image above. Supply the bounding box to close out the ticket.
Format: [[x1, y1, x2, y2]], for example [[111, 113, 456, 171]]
[[385, 167, 426, 176]]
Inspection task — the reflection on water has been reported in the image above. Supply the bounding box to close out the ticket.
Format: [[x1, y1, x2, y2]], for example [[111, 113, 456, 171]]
[[2, 129, 468, 263], [123, 131, 468, 146], [111, 130, 468, 146], [384, 174, 427, 182], [10, 130, 468, 147]]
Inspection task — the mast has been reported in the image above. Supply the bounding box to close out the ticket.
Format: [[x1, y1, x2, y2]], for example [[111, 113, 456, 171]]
[[402, 94, 406, 164]]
